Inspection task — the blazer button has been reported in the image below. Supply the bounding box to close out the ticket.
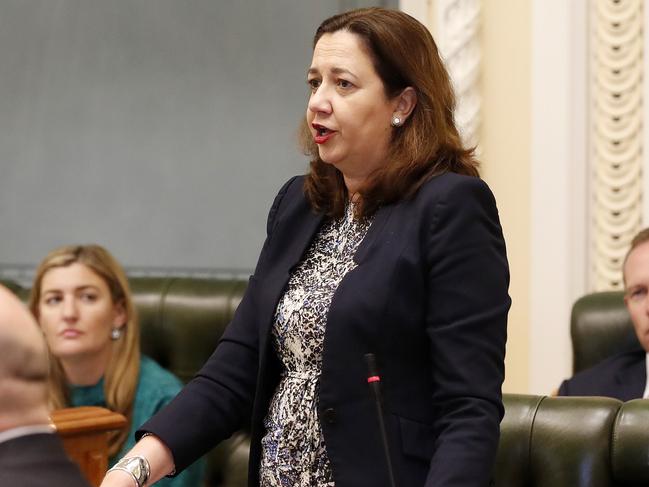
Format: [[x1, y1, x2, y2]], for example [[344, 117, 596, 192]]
[[322, 407, 337, 424]]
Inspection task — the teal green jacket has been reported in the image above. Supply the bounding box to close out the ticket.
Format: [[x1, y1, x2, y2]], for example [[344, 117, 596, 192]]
[[70, 355, 205, 487]]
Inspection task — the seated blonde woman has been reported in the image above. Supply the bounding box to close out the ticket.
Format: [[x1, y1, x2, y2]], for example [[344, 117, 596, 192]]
[[28, 245, 204, 487]]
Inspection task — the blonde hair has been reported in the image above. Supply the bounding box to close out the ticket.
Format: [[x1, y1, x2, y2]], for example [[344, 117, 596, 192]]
[[29, 244, 140, 457]]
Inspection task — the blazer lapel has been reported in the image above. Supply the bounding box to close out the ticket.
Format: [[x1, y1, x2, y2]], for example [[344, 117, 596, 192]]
[[257, 200, 324, 344], [353, 204, 394, 265], [274, 210, 324, 277]]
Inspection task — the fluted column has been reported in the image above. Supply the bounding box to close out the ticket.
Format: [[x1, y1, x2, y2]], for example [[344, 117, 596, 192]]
[[433, 0, 482, 149], [590, 0, 644, 290]]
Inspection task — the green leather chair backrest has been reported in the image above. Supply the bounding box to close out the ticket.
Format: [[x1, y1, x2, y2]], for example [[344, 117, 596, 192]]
[[570, 291, 637, 373], [611, 399, 649, 485], [127, 276, 250, 486], [496, 394, 623, 487], [129, 276, 247, 383], [493, 394, 543, 486]]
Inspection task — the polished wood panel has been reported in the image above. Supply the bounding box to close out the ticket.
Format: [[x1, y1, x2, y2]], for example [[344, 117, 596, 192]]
[[51, 407, 127, 487]]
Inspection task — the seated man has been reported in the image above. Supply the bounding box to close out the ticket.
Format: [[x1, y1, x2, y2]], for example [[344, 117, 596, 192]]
[[0, 285, 90, 487], [558, 228, 649, 400]]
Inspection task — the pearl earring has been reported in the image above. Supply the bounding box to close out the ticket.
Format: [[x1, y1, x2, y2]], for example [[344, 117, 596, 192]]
[[111, 327, 122, 340], [391, 115, 402, 127]]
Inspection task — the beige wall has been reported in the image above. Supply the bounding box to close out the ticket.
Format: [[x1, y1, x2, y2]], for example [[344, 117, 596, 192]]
[[479, 0, 531, 393], [417, 0, 533, 392]]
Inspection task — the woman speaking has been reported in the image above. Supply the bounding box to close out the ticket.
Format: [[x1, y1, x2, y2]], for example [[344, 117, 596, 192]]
[[102, 7, 510, 487]]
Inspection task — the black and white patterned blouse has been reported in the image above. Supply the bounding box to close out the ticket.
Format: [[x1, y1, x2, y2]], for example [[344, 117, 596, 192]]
[[260, 203, 374, 487]]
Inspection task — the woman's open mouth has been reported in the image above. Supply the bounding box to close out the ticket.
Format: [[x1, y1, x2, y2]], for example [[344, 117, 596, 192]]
[[312, 123, 336, 144]]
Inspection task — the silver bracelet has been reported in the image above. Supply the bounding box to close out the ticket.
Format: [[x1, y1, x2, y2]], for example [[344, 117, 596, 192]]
[[108, 456, 150, 487]]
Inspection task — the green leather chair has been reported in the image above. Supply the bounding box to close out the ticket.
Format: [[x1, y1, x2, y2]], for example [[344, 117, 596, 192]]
[[611, 399, 649, 485], [496, 394, 649, 487], [129, 277, 251, 487], [570, 291, 638, 373]]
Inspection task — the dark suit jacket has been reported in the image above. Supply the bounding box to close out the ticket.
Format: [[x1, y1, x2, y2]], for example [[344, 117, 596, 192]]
[[0, 432, 91, 487], [558, 348, 646, 401], [140, 173, 510, 487]]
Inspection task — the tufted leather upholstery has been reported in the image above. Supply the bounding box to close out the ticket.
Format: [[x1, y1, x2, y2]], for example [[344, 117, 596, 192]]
[[129, 277, 248, 383], [570, 291, 637, 373], [610, 399, 649, 485], [495, 394, 649, 487], [129, 277, 251, 487]]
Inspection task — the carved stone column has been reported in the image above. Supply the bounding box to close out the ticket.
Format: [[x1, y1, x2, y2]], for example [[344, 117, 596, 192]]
[[590, 0, 644, 290], [433, 0, 482, 149]]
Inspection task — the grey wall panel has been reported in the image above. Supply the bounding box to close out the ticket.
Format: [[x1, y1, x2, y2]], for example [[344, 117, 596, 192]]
[[0, 0, 394, 273]]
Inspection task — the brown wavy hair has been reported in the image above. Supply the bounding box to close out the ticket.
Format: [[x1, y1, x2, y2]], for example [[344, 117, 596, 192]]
[[29, 244, 140, 457], [301, 7, 479, 218]]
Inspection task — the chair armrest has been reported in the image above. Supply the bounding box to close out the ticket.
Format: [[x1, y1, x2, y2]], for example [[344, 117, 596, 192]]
[[51, 407, 127, 487]]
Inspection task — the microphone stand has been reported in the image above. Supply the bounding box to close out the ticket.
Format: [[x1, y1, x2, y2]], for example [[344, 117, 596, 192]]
[[364, 353, 397, 487]]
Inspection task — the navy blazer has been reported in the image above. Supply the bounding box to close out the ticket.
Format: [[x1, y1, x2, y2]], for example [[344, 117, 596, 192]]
[[0, 433, 91, 487], [558, 348, 646, 401], [140, 172, 510, 487]]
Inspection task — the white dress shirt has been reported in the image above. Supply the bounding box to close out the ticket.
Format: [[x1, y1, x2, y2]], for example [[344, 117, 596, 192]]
[[643, 353, 649, 398]]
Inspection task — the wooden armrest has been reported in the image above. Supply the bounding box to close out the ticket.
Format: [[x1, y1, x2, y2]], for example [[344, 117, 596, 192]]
[[51, 407, 127, 487]]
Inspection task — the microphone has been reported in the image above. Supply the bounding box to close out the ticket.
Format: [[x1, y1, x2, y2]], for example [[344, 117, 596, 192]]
[[364, 353, 397, 487]]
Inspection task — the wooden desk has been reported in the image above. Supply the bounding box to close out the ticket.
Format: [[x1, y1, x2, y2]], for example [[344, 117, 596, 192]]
[[51, 407, 127, 487]]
